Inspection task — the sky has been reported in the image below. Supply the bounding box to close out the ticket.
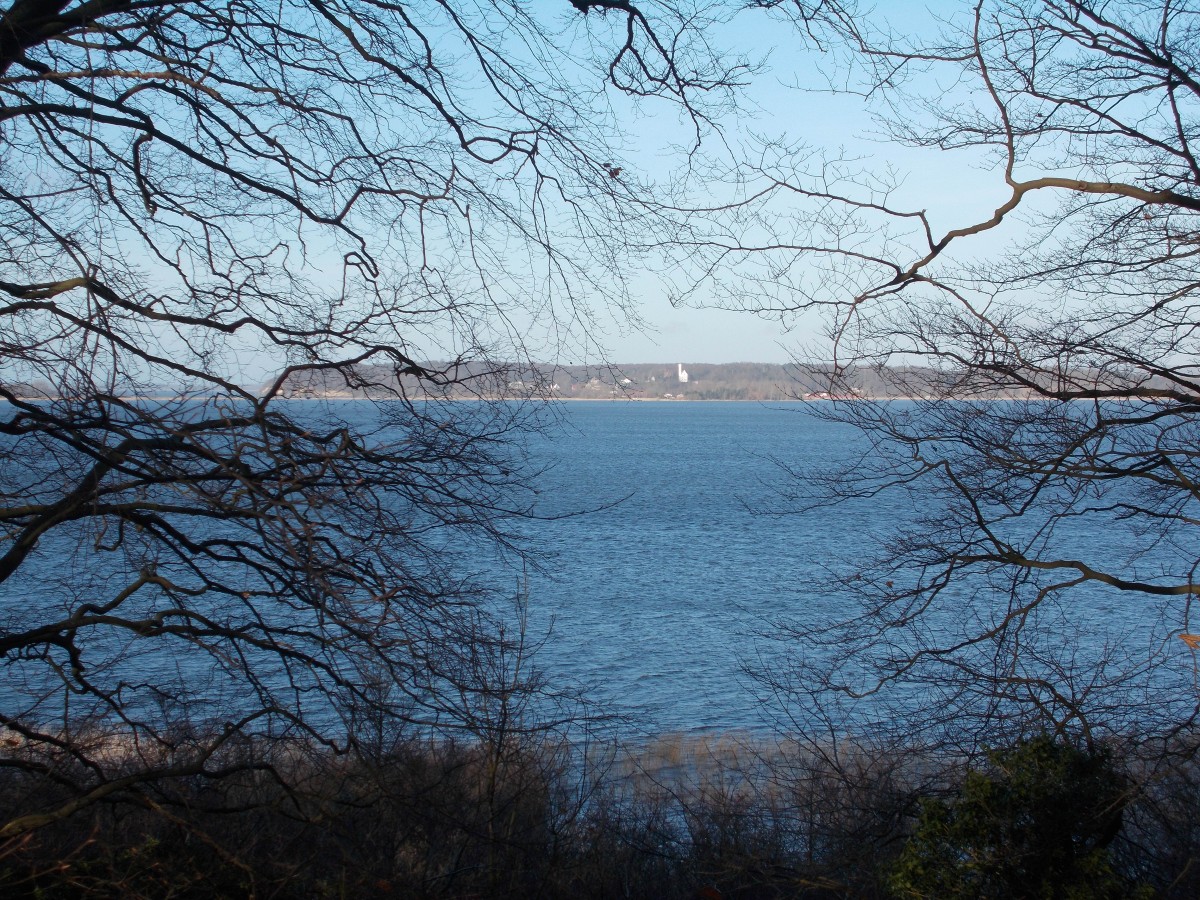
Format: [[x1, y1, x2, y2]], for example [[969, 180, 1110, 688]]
[[164, 0, 1011, 380], [214, 0, 1004, 374], [593, 0, 1008, 364]]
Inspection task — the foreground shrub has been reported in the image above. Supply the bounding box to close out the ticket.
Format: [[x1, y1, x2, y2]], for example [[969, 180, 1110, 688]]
[[4, 729, 1199, 897], [889, 736, 1146, 900]]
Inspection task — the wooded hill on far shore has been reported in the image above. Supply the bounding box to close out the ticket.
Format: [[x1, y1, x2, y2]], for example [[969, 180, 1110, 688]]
[[2, 363, 1100, 402], [275, 361, 1044, 402]]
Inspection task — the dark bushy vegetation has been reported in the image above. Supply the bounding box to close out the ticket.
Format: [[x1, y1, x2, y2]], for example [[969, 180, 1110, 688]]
[[890, 737, 1143, 900], [3, 730, 1198, 898]]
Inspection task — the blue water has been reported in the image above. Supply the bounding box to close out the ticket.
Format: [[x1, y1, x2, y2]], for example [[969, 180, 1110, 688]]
[[517, 401, 868, 733], [3, 400, 1194, 737], [504, 402, 1197, 734]]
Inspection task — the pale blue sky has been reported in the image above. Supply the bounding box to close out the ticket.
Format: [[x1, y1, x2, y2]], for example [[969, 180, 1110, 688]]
[[598, 0, 1009, 363]]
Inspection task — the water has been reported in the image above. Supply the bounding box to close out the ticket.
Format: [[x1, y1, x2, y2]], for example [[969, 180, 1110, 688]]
[[2, 400, 1194, 737], [507, 401, 1197, 734], [517, 401, 866, 733]]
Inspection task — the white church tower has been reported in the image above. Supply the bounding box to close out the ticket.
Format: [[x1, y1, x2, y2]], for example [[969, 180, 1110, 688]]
[[677, 363, 689, 384]]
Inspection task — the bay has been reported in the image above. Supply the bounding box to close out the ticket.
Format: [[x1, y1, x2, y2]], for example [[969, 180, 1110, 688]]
[[2, 399, 1193, 738], [515, 400, 868, 734], [510, 401, 1195, 735]]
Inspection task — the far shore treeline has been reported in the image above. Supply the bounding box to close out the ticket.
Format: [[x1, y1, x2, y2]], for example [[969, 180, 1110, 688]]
[[5, 363, 1138, 403], [266, 362, 1048, 402]]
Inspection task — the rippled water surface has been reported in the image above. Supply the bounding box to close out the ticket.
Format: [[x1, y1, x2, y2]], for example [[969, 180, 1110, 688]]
[[5, 400, 1191, 736], [512, 402, 1193, 734], [514, 402, 919, 732]]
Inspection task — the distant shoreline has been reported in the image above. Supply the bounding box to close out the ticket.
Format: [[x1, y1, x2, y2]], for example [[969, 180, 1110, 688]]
[[7, 394, 1031, 404]]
